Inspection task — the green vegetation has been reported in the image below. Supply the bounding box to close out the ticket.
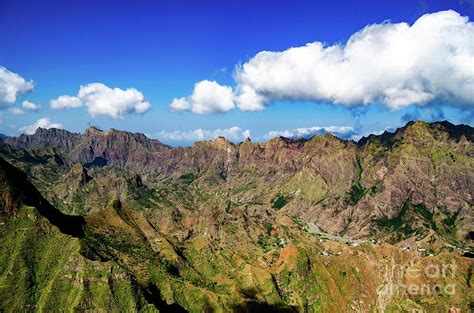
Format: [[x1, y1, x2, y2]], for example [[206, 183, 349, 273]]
[[232, 181, 256, 194], [376, 201, 414, 236], [354, 157, 363, 182], [272, 194, 290, 209], [225, 199, 237, 213], [264, 221, 273, 235], [346, 183, 367, 205], [413, 203, 437, 230], [369, 184, 381, 195], [0, 205, 144, 312], [178, 172, 196, 185], [442, 210, 458, 228], [345, 157, 368, 205]]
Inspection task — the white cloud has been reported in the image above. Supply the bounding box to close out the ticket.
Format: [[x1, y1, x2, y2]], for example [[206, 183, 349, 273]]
[[170, 80, 235, 114], [22, 100, 40, 111], [235, 10, 474, 110], [234, 84, 267, 111], [8, 108, 25, 116], [50, 83, 151, 118], [156, 126, 250, 142], [264, 126, 356, 140], [20, 117, 63, 135], [50, 95, 82, 109], [170, 97, 192, 111], [79, 83, 151, 118], [0, 67, 34, 105], [173, 10, 474, 113]]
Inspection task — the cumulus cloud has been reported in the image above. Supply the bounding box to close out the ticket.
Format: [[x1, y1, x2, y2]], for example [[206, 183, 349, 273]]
[[0, 67, 34, 105], [235, 10, 474, 110], [156, 126, 250, 142], [172, 10, 474, 113], [8, 108, 25, 116], [50, 95, 82, 109], [20, 117, 63, 135], [264, 126, 357, 140], [170, 80, 235, 114], [22, 100, 40, 111], [50, 83, 151, 118]]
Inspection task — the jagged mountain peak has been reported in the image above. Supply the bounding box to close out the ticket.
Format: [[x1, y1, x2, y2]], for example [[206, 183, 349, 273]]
[[242, 137, 252, 144], [210, 136, 235, 148], [393, 120, 474, 142], [266, 136, 307, 148], [34, 127, 75, 136], [84, 126, 104, 136], [358, 120, 473, 148]]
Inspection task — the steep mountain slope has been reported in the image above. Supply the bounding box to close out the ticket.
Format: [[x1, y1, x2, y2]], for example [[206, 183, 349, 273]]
[[0, 158, 159, 312]]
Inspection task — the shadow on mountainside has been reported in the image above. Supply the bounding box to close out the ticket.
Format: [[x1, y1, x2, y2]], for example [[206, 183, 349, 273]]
[[0, 157, 86, 237]]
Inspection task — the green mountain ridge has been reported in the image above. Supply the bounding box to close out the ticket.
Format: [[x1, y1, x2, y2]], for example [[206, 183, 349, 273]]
[[0, 157, 162, 312]]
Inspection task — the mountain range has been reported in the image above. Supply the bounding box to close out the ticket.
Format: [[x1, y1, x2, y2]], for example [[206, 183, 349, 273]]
[[0, 120, 472, 312]]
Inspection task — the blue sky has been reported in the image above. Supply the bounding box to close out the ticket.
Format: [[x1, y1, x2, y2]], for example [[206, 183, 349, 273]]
[[0, 0, 473, 145]]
